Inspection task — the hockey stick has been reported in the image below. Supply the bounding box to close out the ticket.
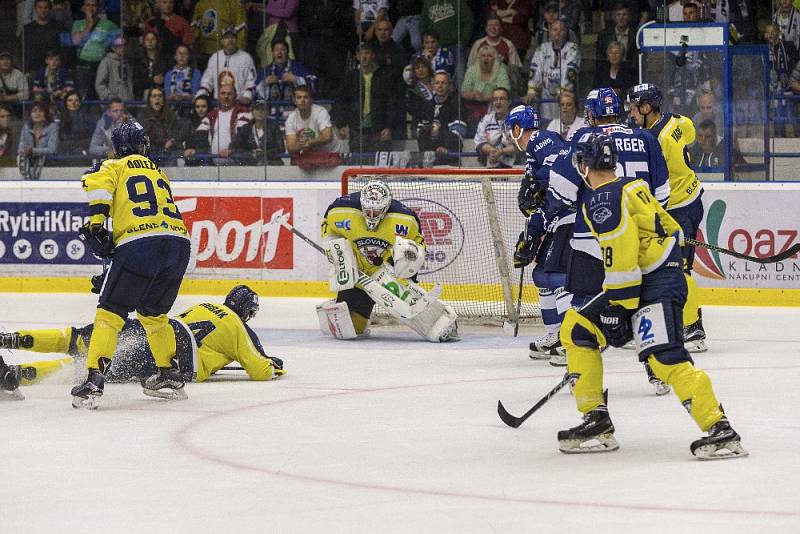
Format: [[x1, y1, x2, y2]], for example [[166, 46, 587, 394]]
[[512, 266, 525, 337], [686, 238, 800, 264], [497, 372, 575, 428]]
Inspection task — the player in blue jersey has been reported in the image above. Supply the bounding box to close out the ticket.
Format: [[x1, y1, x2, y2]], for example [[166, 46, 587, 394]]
[[544, 87, 673, 395], [506, 105, 573, 365]]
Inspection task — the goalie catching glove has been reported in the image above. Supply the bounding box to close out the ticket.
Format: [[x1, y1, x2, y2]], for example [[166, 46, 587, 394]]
[[600, 305, 633, 348], [392, 237, 425, 278], [79, 222, 115, 259]]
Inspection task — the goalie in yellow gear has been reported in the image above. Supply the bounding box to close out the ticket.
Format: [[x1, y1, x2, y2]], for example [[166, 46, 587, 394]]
[[317, 179, 458, 342]]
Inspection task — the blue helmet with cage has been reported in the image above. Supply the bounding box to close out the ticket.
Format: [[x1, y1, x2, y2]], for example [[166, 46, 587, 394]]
[[224, 285, 260, 322], [627, 83, 664, 110], [572, 133, 617, 174], [111, 119, 150, 157], [584, 87, 622, 120], [504, 105, 541, 131]]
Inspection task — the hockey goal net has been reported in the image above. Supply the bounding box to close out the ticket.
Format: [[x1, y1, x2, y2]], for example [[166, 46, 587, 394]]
[[341, 167, 540, 325]]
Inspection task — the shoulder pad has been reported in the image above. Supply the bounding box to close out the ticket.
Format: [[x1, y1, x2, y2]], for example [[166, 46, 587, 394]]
[[82, 162, 102, 176], [387, 199, 420, 222], [325, 193, 361, 216]]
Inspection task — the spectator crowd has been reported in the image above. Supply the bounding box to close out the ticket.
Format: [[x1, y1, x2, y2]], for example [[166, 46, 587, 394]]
[[0, 0, 781, 175]]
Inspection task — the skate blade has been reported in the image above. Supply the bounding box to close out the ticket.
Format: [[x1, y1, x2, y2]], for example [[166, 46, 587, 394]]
[[549, 356, 567, 367], [559, 434, 619, 454], [693, 441, 749, 460], [143, 388, 188, 401], [686, 339, 708, 353], [72, 395, 100, 409], [653, 382, 671, 396], [1, 388, 25, 401], [529, 351, 551, 360]]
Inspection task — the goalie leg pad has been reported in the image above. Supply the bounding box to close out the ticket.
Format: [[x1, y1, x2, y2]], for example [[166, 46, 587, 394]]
[[316, 300, 359, 340], [400, 297, 459, 342], [324, 238, 358, 292]]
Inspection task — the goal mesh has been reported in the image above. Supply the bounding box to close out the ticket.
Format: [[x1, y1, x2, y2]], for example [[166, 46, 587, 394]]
[[342, 168, 540, 324]]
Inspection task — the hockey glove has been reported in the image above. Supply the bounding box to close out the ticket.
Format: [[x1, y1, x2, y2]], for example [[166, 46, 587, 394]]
[[600, 305, 634, 348], [79, 223, 115, 259], [267, 356, 286, 378], [517, 177, 546, 216], [90, 271, 107, 294], [0, 360, 20, 392], [513, 231, 539, 268]]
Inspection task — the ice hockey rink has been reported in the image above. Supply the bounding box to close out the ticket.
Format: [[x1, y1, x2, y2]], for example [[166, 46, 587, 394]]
[[1, 293, 798, 533]]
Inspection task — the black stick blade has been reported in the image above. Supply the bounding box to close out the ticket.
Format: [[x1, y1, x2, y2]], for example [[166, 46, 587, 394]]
[[497, 400, 523, 428]]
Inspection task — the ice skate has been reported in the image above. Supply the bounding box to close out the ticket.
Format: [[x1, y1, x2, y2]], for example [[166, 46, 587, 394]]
[[690, 417, 748, 460], [529, 332, 560, 360], [71, 369, 106, 409], [548, 347, 567, 367], [558, 405, 619, 453], [0, 356, 24, 401], [0, 332, 33, 350], [438, 320, 460, 342], [142, 363, 187, 400], [644, 362, 671, 396], [684, 317, 707, 353]]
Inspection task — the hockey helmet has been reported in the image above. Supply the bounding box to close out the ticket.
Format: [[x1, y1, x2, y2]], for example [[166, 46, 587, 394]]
[[111, 119, 150, 157], [504, 105, 541, 131], [225, 285, 260, 322], [360, 180, 392, 231], [572, 133, 617, 174], [584, 87, 622, 120], [627, 83, 664, 110]]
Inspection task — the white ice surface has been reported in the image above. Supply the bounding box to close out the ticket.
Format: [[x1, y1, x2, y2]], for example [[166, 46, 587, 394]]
[[1, 294, 799, 533]]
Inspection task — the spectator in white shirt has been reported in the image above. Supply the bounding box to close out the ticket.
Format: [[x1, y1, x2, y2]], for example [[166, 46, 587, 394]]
[[196, 26, 257, 104], [545, 90, 585, 140], [474, 86, 515, 168], [284, 85, 340, 154]]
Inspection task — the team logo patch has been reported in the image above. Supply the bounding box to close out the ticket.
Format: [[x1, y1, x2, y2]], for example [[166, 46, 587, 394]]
[[395, 224, 408, 236], [335, 220, 351, 230], [591, 206, 613, 225]]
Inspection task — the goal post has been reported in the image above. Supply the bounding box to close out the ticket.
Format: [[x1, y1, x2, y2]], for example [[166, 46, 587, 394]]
[[341, 167, 540, 324]]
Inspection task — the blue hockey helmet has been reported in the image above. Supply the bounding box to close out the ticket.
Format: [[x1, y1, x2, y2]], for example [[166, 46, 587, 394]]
[[572, 132, 617, 173], [225, 285, 260, 322], [504, 105, 541, 131], [111, 119, 150, 157], [627, 83, 664, 110], [584, 87, 622, 120]]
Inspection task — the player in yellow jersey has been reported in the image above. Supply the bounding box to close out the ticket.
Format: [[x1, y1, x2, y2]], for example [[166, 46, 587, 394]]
[[71, 119, 192, 409], [627, 83, 707, 353], [556, 133, 746, 459], [0, 286, 284, 394], [318, 179, 458, 342]]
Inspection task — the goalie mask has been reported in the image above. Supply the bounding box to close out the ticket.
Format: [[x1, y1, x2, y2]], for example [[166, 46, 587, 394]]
[[224, 285, 259, 322], [360, 180, 392, 231]]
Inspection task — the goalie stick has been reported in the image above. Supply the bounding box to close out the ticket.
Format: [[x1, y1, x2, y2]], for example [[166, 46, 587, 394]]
[[686, 238, 800, 264], [497, 372, 576, 428]]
